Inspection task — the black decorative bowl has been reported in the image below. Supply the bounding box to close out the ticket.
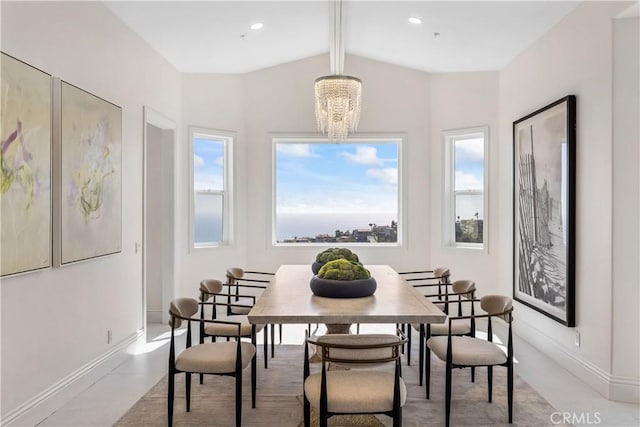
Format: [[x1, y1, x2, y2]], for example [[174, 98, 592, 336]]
[[309, 275, 377, 298], [311, 262, 325, 275]]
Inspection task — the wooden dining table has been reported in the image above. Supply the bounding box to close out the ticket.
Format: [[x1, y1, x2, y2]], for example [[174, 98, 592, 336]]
[[247, 264, 446, 330]]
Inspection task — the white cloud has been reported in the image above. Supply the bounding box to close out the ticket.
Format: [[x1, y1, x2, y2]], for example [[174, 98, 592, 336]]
[[277, 144, 313, 157], [455, 138, 484, 162], [194, 175, 223, 191], [341, 146, 383, 166], [455, 171, 483, 190], [366, 168, 398, 185], [215, 156, 224, 166], [194, 154, 205, 169]]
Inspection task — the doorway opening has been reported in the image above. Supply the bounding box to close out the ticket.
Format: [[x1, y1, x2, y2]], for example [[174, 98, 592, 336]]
[[143, 107, 176, 338]]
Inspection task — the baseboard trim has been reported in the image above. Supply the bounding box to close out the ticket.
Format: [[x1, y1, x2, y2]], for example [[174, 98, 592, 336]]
[[513, 320, 639, 403], [610, 374, 640, 403], [2, 329, 143, 426]]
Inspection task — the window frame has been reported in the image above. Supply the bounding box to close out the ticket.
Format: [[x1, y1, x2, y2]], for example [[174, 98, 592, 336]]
[[442, 126, 489, 251], [188, 127, 234, 249], [271, 134, 405, 247]]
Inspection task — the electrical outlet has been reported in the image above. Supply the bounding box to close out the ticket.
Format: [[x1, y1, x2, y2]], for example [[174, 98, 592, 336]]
[[574, 331, 580, 347], [108, 330, 113, 344]]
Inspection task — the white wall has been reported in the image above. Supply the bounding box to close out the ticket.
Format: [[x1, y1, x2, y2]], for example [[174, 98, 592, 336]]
[[612, 15, 640, 402], [498, 1, 638, 401], [178, 73, 247, 295], [0, 1, 181, 421], [428, 71, 499, 291]]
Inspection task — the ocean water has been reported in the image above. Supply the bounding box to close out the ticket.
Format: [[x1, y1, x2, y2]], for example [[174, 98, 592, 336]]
[[276, 212, 396, 241], [193, 212, 397, 243]]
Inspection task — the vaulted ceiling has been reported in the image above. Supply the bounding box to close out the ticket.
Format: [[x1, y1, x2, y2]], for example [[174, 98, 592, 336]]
[[105, 1, 580, 74]]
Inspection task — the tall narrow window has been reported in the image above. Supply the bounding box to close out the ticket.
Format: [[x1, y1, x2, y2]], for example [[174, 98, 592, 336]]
[[190, 128, 233, 247], [273, 137, 401, 245], [443, 127, 488, 249]]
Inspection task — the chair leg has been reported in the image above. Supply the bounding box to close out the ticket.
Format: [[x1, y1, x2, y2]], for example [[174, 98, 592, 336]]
[[508, 363, 514, 423], [303, 394, 311, 427], [471, 366, 475, 382], [445, 360, 452, 427], [488, 365, 493, 403], [279, 324, 283, 344], [271, 324, 275, 357], [236, 370, 242, 427], [185, 373, 191, 412], [425, 347, 431, 399], [264, 326, 269, 369], [393, 407, 402, 427], [199, 373, 203, 385], [406, 325, 412, 366], [418, 324, 424, 386], [252, 352, 257, 408], [168, 373, 175, 427]]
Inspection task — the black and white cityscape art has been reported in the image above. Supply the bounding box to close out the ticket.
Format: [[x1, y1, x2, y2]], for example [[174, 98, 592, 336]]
[[513, 95, 575, 326]]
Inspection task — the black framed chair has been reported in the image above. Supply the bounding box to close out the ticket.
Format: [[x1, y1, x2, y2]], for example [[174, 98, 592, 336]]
[[303, 333, 407, 427], [418, 279, 477, 388], [399, 267, 451, 299], [199, 279, 267, 369], [399, 267, 451, 365], [226, 267, 282, 357], [168, 297, 257, 427], [426, 295, 514, 427]]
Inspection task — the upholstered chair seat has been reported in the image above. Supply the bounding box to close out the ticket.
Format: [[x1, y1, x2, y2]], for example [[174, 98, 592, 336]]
[[176, 341, 256, 374], [426, 336, 507, 366], [203, 314, 263, 337], [428, 318, 472, 335]]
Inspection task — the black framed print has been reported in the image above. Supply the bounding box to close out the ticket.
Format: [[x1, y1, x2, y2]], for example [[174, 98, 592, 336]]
[[513, 95, 576, 326]]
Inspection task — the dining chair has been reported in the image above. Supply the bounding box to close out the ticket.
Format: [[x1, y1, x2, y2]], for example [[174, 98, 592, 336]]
[[399, 267, 451, 365], [418, 279, 477, 388], [399, 267, 451, 300], [226, 267, 282, 357], [199, 279, 267, 369], [168, 297, 257, 427], [426, 295, 514, 427], [303, 332, 407, 427]]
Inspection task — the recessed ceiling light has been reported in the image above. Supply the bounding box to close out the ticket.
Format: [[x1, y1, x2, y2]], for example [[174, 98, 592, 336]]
[[408, 17, 422, 25], [250, 22, 264, 30]]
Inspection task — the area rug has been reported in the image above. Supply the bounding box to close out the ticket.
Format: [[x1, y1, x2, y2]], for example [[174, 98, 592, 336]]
[[116, 344, 560, 426]]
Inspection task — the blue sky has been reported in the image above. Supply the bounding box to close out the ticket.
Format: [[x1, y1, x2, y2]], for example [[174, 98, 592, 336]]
[[193, 137, 224, 191], [275, 142, 398, 214], [454, 137, 484, 191]]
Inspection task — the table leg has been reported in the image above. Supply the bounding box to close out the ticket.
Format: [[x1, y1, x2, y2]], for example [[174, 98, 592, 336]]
[[325, 324, 352, 334]]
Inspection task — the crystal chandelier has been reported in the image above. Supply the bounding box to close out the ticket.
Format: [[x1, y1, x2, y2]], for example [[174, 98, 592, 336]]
[[314, 0, 362, 141]]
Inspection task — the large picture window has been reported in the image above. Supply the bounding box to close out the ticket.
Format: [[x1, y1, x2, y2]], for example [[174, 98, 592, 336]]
[[273, 137, 401, 245], [443, 127, 488, 249], [190, 128, 233, 248]]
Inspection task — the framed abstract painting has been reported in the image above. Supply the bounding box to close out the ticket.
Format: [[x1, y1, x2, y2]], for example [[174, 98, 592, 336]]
[[513, 95, 576, 326], [57, 81, 122, 265], [1, 52, 52, 277]]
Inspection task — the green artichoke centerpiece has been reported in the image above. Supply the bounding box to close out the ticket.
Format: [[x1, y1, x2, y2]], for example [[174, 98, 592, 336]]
[[312, 248, 360, 274], [310, 258, 377, 298], [317, 259, 371, 280], [316, 248, 359, 264]]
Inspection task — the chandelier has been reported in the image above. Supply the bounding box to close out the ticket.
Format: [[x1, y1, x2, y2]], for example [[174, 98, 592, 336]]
[[314, 0, 362, 141]]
